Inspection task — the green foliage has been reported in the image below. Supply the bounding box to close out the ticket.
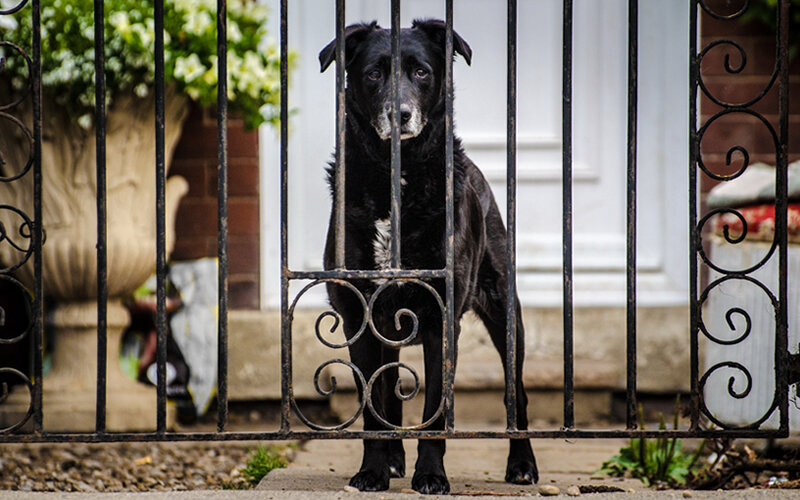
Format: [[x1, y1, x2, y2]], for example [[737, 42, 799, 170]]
[[1, 0, 292, 129], [240, 444, 287, 486], [739, 0, 800, 60], [597, 400, 705, 487]]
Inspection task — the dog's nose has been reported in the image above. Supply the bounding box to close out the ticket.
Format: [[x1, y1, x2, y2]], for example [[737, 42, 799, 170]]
[[388, 104, 413, 125], [400, 104, 412, 124]]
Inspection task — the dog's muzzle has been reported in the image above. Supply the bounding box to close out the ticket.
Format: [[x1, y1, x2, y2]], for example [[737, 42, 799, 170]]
[[373, 103, 426, 140]]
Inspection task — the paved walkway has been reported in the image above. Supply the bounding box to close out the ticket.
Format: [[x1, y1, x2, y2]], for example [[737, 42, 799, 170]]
[[3, 434, 800, 498]]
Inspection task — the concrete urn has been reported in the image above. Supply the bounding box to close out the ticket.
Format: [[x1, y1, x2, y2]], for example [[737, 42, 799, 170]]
[[0, 90, 191, 431]]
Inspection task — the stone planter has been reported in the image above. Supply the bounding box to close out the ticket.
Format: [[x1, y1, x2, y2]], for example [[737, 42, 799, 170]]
[[0, 88, 190, 431]]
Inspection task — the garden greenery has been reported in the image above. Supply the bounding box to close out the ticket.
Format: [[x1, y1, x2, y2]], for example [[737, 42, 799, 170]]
[[1, 0, 287, 129]]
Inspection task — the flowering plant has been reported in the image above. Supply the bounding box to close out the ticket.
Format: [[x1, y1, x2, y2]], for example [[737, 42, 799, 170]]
[[1, 0, 287, 129]]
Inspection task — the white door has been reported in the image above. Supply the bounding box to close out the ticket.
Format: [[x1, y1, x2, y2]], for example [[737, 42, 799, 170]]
[[259, 0, 689, 309]]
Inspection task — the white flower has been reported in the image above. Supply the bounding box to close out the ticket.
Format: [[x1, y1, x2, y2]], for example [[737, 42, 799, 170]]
[[228, 22, 242, 43], [109, 12, 132, 37], [77, 114, 92, 130], [174, 54, 206, 83], [184, 10, 212, 35], [134, 83, 149, 98]]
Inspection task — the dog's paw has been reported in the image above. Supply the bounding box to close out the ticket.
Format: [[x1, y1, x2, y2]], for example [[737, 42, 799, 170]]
[[505, 459, 539, 485], [411, 472, 450, 495], [388, 451, 405, 478], [348, 469, 390, 491]]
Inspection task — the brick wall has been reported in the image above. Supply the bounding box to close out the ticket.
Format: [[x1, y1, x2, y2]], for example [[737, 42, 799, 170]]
[[700, 3, 800, 201], [169, 104, 260, 309]]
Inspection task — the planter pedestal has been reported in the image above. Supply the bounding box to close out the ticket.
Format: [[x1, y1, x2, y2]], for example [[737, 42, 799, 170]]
[[44, 300, 174, 431], [0, 301, 174, 432]]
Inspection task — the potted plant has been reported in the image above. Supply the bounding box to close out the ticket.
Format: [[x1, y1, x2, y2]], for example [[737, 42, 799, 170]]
[[0, 0, 285, 431]]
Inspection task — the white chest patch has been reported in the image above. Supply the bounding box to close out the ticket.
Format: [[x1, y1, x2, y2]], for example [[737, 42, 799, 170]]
[[373, 218, 393, 271]]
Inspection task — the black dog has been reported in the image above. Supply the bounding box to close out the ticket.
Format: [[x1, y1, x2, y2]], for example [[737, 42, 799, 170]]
[[319, 19, 538, 495]]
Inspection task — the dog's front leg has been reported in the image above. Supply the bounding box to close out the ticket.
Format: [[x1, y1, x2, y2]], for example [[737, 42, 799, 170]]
[[411, 326, 452, 495], [348, 334, 393, 491]]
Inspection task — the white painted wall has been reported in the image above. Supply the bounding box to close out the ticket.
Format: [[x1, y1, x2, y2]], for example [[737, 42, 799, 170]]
[[259, 0, 690, 309]]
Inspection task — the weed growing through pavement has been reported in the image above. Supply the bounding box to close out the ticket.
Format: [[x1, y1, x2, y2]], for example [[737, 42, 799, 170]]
[[239, 444, 289, 486], [597, 397, 706, 487]]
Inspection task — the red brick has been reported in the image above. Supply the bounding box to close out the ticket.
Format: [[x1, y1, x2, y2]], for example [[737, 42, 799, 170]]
[[229, 199, 259, 236], [230, 278, 259, 309], [699, 37, 777, 77], [228, 238, 260, 275], [701, 2, 775, 38], [228, 126, 259, 159], [170, 159, 213, 199], [171, 236, 217, 261], [175, 200, 218, 238], [699, 114, 778, 157]]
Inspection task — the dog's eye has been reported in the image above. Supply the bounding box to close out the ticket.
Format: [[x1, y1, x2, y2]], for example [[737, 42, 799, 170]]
[[367, 69, 382, 80], [414, 68, 429, 78]]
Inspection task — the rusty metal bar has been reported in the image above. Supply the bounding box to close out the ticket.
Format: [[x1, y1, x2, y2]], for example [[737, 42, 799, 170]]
[[688, 0, 700, 432], [93, 0, 108, 434], [390, 0, 402, 269], [154, 0, 168, 434], [334, 0, 346, 269], [444, 0, 456, 432], [776, 0, 790, 434], [279, 0, 290, 433], [505, 0, 518, 432], [562, 0, 575, 430], [216, 0, 230, 433], [31, 0, 43, 434], [0, 427, 787, 444], [625, 0, 638, 431]]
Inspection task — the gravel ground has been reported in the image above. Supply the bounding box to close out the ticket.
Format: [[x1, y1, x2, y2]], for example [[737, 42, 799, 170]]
[[0, 441, 291, 493]]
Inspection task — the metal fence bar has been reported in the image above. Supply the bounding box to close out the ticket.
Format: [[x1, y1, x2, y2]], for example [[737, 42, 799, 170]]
[[154, 0, 168, 434], [625, 0, 638, 431], [444, 0, 456, 432], [93, 0, 108, 434], [504, 0, 518, 432], [216, 0, 229, 433], [688, 0, 700, 432], [776, 0, 790, 434], [288, 269, 448, 280], [31, 0, 43, 434], [390, 0, 402, 269], [279, 0, 291, 433], [0, 428, 786, 444], [561, 0, 575, 430], [334, 0, 346, 269]]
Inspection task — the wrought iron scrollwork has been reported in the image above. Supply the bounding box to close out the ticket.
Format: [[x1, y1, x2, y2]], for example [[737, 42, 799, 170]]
[[289, 277, 445, 431], [693, 0, 787, 431], [0, 2, 36, 434]]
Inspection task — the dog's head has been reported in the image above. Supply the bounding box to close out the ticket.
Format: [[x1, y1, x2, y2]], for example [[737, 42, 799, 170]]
[[319, 19, 472, 141]]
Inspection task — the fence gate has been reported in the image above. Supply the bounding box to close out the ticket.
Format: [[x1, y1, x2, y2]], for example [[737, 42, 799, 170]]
[[0, 0, 796, 443]]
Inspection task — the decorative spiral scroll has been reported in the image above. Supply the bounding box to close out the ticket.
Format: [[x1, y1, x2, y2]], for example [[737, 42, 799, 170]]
[[697, 109, 778, 182], [365, 361, 445, 431], [698, 41, 779, 110], [698, 0, 749, 20], [0, 206, 34, 273], [0, 113, 34, 182], [0, 367, 33, 433], [289, 279, 368, 348], [696, 207, 779, 275], [367, 279, 445, 348], [698, 275, 777, 346], [0, 275, 33, 345], [291, 358, 368, 431], [0, 42, 33, 111], [698, 361, 778, 430], [0, 0, 29, 16]]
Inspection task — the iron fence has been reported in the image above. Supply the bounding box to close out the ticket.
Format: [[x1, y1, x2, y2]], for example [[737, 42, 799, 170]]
[[0, 0, 795, 443]]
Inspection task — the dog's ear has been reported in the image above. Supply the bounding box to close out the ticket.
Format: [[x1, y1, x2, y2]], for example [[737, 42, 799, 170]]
[[319, 21, 380, 73], [411, 18, 472, 66]]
